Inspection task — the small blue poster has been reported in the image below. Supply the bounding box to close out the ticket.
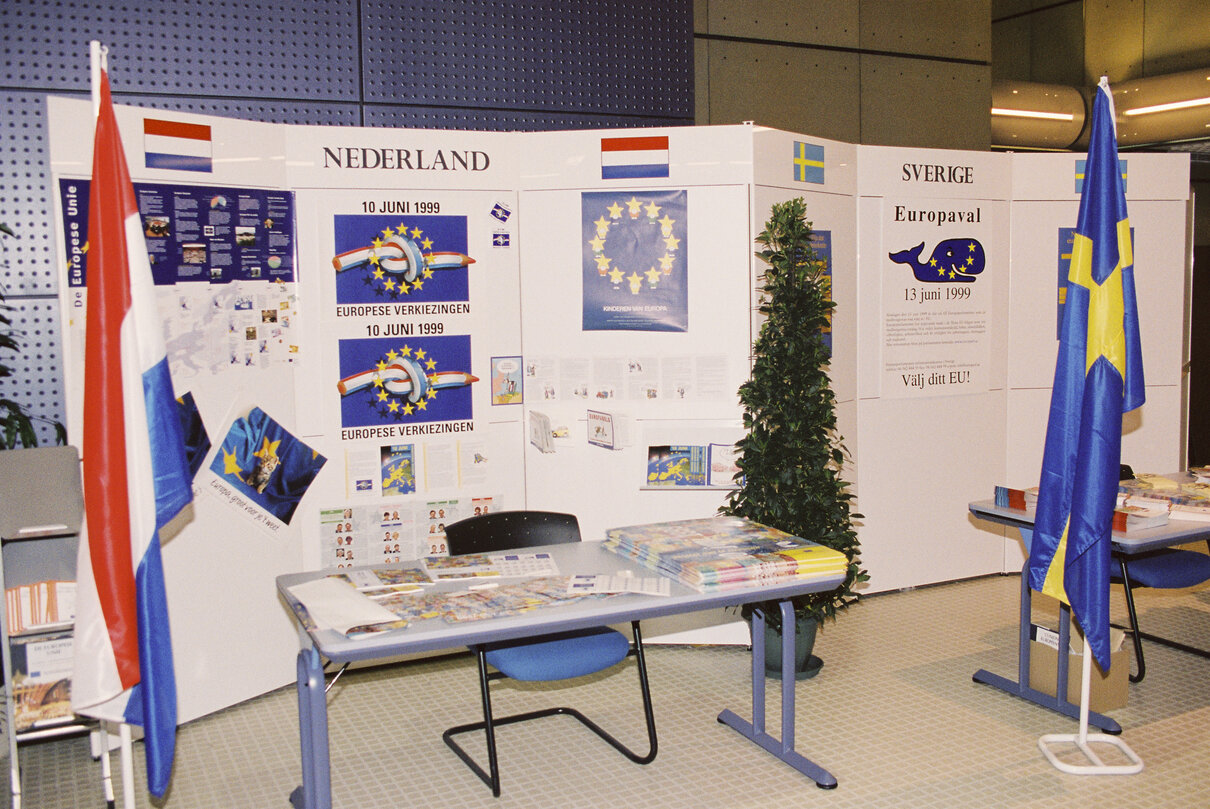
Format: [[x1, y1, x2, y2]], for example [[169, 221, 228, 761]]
[[581, 189, 688, 332]]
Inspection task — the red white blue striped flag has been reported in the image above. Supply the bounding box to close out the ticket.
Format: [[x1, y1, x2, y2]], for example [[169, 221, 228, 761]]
[[71, 66, 193, 798]]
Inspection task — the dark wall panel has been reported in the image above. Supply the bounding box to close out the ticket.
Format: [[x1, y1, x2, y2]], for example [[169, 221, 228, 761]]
[[0, 1, 695, 448]]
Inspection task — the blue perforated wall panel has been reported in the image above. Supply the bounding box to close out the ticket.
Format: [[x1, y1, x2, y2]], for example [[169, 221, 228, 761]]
[[0, 0, 693, 447]]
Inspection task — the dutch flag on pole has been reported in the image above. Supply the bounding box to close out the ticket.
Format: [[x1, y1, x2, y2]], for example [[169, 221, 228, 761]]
[[71, 63, 193, 798], [144, 117, 212, 173], [601, 135, 669, 180]]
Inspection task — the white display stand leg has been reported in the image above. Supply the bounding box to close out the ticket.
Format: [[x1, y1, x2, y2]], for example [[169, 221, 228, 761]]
[[118, 723, 134, 809], [1038, 634, 1143, 775]]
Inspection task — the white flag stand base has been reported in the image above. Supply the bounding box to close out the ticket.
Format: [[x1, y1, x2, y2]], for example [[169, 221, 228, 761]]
[[1038, 634, 1142, 775]]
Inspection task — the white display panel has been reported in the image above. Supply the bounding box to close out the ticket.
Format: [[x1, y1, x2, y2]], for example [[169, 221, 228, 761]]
[[46, 100, 1193, 717]]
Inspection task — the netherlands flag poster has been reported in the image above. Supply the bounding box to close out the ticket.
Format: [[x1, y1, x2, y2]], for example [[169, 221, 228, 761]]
[[71, 66, 193, 798]]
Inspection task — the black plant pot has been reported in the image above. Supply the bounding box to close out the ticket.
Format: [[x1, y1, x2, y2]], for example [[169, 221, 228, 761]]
[[758, 615, 823, 680]]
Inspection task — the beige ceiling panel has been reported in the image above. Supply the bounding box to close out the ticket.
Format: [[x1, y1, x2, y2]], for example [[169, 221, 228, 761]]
[[702, 0, 859, 47], [860, 0, 991, 62], [860, 55, 991, 149], [704, 39, 861, 140], [1142, 0, 1210, 76]]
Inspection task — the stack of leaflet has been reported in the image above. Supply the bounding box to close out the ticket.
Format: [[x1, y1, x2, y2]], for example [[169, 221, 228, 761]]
[[1118, 471, 1210, 523], [603, 516, 847, 593]]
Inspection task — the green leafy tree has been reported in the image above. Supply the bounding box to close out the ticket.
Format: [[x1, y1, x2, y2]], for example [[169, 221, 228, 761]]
[[722, 198, 865, 629], [1, 223, 67, 449]]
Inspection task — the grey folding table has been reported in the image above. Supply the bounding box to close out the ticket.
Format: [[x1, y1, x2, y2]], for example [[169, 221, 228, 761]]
[[277, 538, 845, 809], [969, 497, 1210, 733]]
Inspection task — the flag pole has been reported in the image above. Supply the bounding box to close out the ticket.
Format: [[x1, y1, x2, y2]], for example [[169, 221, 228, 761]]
[[86, 40, 139, 809], [1038, 633, 1142, 773], [89, 40, 105, 119], [1026, 74, 1144, 775]]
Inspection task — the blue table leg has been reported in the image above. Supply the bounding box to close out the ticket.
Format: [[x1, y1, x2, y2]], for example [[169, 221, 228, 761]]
[[290, 646, 331, 809], [971, 536, 1121, 734], [718, 600, 837, 788]]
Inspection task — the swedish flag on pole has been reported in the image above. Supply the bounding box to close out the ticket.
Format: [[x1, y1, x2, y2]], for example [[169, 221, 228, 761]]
[[1027, 78, 1145, 673]]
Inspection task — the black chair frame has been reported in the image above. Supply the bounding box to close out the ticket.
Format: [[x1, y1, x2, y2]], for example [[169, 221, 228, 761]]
[[1112, 539, 1210, 683], [442, 619, 657, 797]]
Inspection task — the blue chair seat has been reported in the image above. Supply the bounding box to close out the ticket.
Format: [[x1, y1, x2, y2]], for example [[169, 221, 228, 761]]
[[486, 627, 631, 682], [1117, 549, 1210, 590], [440, 510, 657, 796], [1111, 545, 1210, 682]]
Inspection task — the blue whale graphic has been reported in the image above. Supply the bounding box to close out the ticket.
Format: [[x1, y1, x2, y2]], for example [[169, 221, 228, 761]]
[[888, 238, 985, 283]]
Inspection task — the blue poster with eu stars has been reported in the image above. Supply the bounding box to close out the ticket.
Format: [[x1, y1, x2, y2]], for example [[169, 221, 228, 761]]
[[337, 334, 475, 428], [582, 189, 688, 332], [209, 407, 327, 525], [333, 214, 471, 304]]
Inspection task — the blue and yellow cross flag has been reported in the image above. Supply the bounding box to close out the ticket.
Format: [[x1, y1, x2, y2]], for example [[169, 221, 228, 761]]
[[1027, 78, 1145, 672]]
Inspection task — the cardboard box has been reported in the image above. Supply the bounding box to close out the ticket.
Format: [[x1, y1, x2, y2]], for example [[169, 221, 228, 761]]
[[1027, 620, 1128, 713]]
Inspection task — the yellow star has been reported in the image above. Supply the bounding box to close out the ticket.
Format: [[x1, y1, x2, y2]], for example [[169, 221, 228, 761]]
[[967, 256, 975, 266], [595, 255, 612, 273], [377, 389, 388, 402], [422, 268, 434, 279], [594, 215, 611, 233], [376, 359, 389, 371], [607, 201, 624, 219], [253, 436, 281, 461], [372, 267, 384, 280], [403, 402, 414, 415], [663, 234, 680, 251], [410, 278, 423, 291], [645, 201, 662, 218], [626, 197, 643, 216], [968, 241, 977, 252], [658, 253, 674, 272], [371, 237, 384, 248], [589, 235, 605, 252], [414, 348, 426, 360], [937, 266, 946, 277], [426, 387, 438, 399], [372, 375, 384, 388], [929, 257, 938, 267], [411, 227, 422, 239], [387, 399, 399, 412], [399, 345, 412, 357], [398, 223, 408, 234], [416, 398, 428, 410], [383, 279, 396, 291], [398, 280, 410, 294], [422, 237, 434, 250], [645, 267, 661, 285], [609, 267, 625, 284], [659, 214, 675, 231], [627, 271, 643, 293], [222, 448, 243, 477], [381, 227, 395, 238], [386, 349, 399, 361], [426, 358, 437, 370], [368, 253, 381, 266]]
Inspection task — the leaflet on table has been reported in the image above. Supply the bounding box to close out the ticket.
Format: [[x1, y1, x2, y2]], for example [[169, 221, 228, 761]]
[[335, 567, 432, 591], [286, 577, 409, 639], [567, 574, 671, 597], [420, 552, 560, 581]]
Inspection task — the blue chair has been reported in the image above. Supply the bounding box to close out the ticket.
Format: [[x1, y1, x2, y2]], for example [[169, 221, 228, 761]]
[[1111, 541, 1210, 682], [440, 510, 657, 796]]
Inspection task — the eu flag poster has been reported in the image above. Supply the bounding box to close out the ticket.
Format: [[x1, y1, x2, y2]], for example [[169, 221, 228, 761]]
[[337, 334, 475, 428], [582, 189, 688, 331], [1027, 78, 1144, 671], [333, 213, 471, 305]]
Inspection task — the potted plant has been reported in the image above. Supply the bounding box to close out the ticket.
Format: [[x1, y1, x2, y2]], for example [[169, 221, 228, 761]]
[[1, 222, 66, 449], [722, 197, 865, 679]]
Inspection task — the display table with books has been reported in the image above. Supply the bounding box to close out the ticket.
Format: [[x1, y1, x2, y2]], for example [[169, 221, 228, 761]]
[[970, 473, 1210, 732], [278, 517, 848, 809]]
